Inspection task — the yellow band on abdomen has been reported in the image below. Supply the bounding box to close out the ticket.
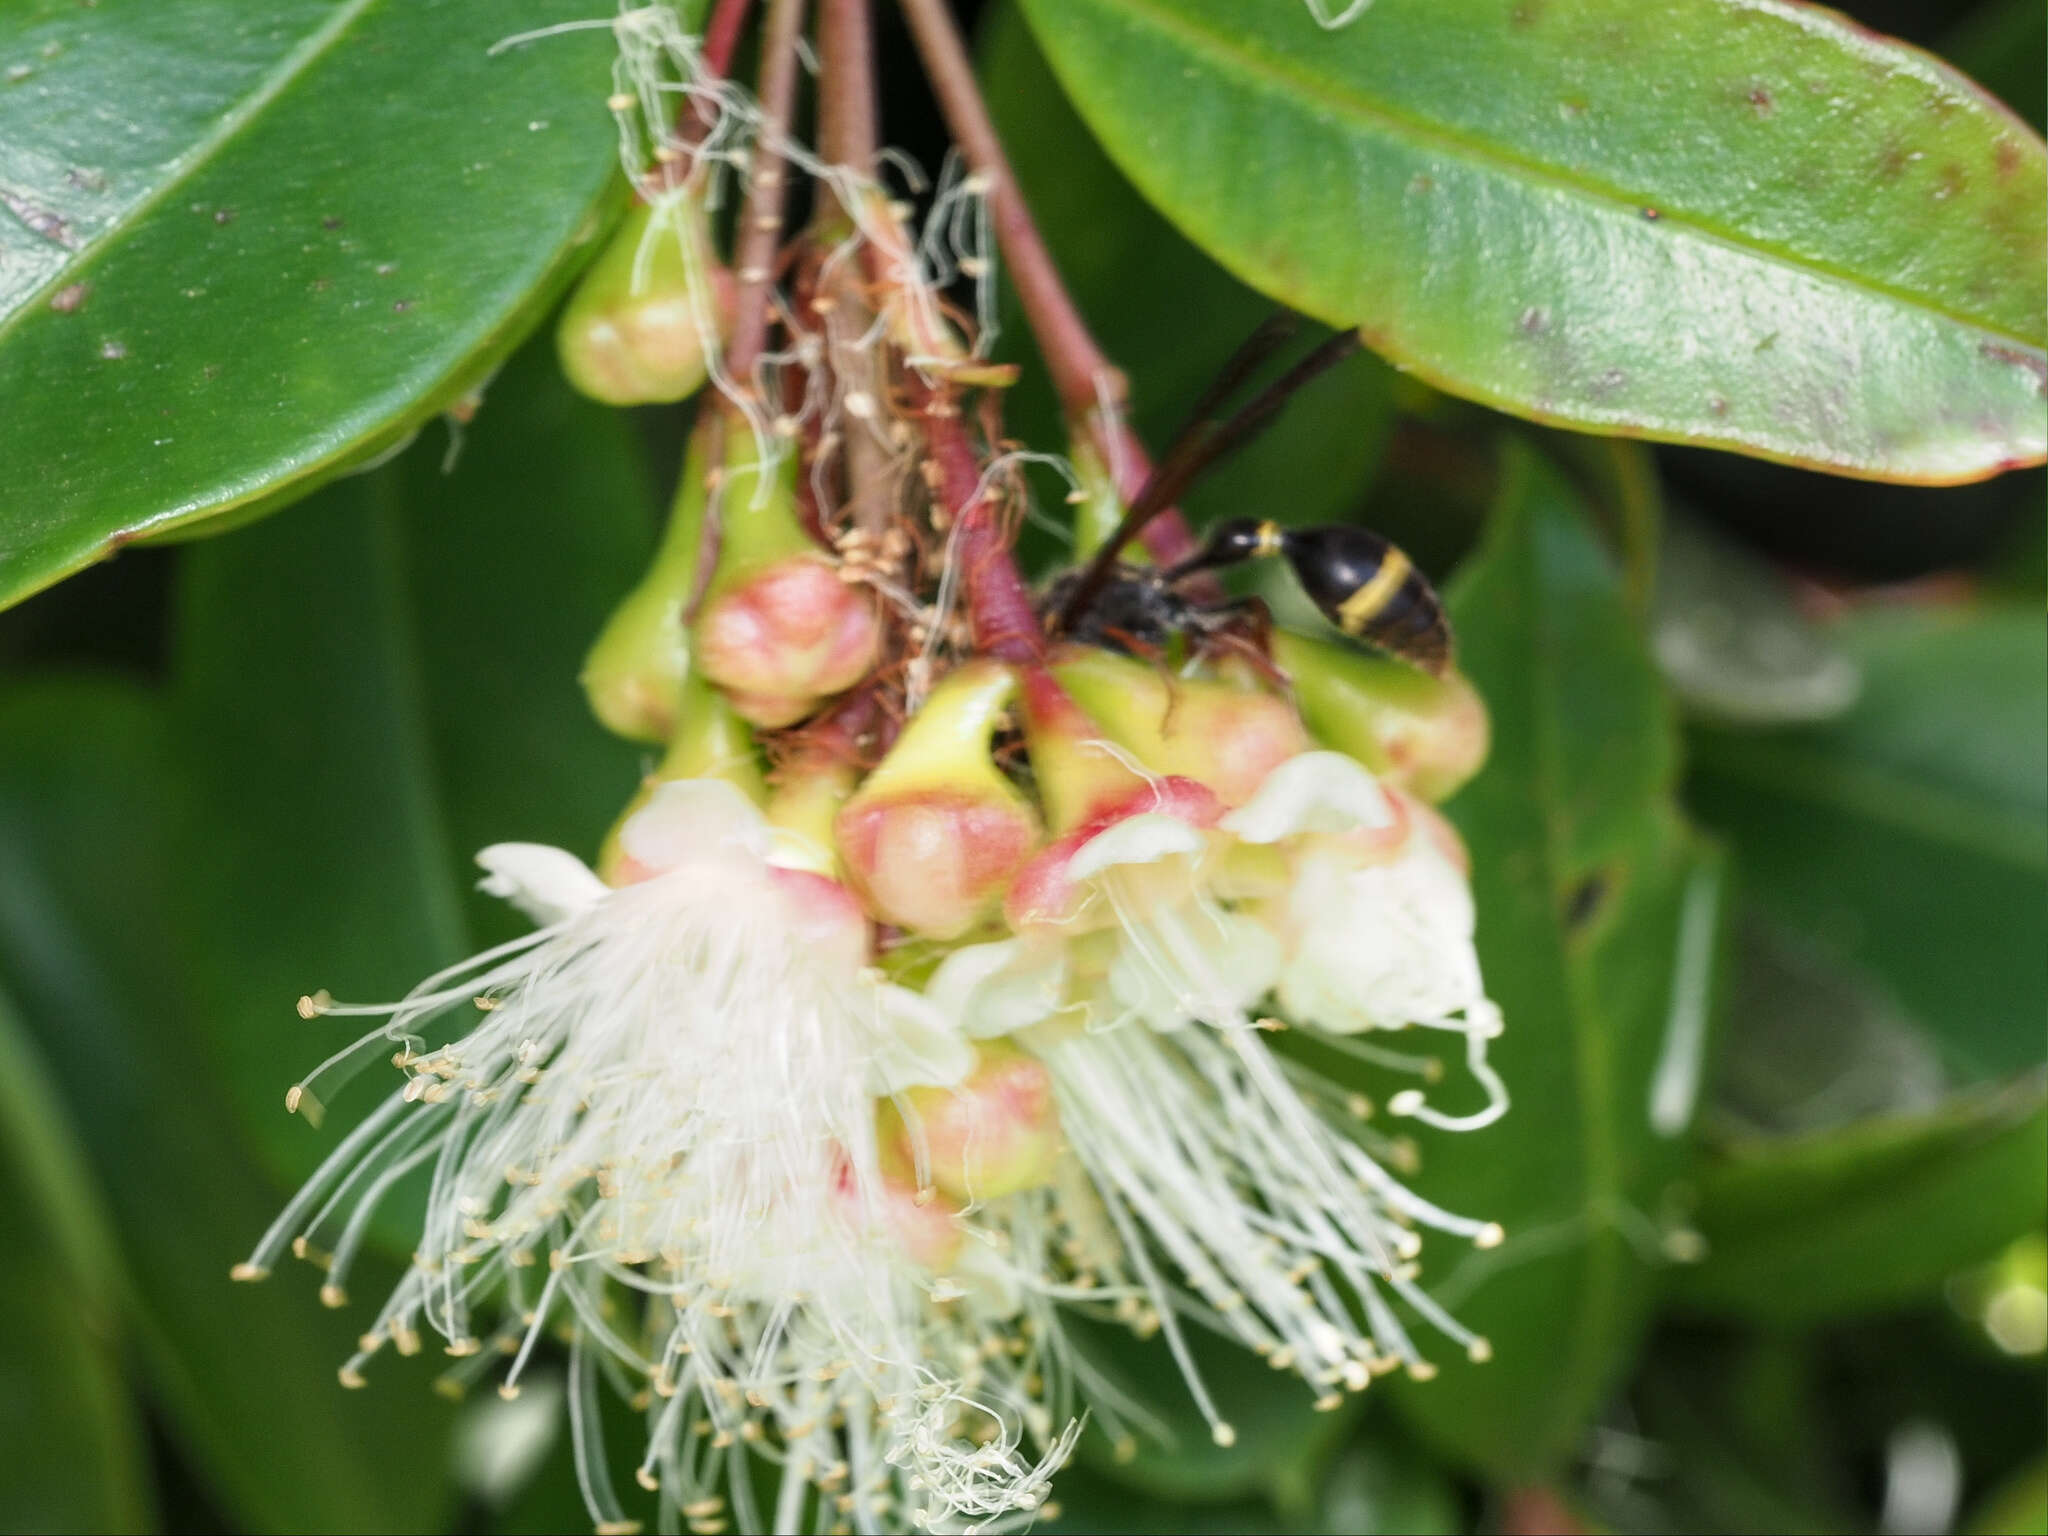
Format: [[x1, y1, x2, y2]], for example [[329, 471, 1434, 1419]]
[[1336, 547, 1409, 635]]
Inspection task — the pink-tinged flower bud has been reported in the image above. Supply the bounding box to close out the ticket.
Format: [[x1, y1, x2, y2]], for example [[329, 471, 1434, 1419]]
[[580, 424, 714, 743], [1004, 777, 1223, 931], [692, 432, 881, 728], [882, 1041, 1062, 1203], [838, 1151, 964, 1272], [1272, 630, 1490, 803], [836, 663, 1041, 938], [1049, 646, 1311, 806], [556, 197, 734, 406]]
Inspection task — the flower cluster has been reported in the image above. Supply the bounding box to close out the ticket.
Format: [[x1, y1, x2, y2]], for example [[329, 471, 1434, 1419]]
[[236, 12, 1511, 1531]]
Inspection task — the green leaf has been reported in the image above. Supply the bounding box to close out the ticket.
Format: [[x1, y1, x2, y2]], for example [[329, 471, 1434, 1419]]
[[1686, 604, 2048, 1080], [1672, 1072, 2048, 1325], [0, 677, 461, 1534], [0, 0, 624, 611], [168, 335, 651, 1192], [1970, 1456, 2048, 1536], [1366, 443, 1724, 1477], [0, 985, 154, 1535], [979, 1, 1395, 546], [1673, 602, 2047, 1323], [1018, 0, 2047, 483]]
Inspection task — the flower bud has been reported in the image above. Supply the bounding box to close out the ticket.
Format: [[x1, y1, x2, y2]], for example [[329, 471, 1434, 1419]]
[[556, 196, 733, 406], [580, 423, 713, 743], [597, 678, 763, 883], [765, 754, 858, 879], [1271, 630, 1490, 803], [692, 432, 881, 727], [881, 1041, 1062, 1203], [1050, 646, 1310, 805], [836, 663, 1041, 938]]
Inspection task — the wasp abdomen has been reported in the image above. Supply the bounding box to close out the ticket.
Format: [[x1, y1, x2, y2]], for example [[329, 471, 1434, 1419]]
[[1281, 526, 1453, 676]]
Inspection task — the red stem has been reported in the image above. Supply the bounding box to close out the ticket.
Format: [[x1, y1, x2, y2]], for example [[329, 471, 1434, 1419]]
[[893, 0, 1199, 567], [725, 0, 808, 382], [702, 0, 758, 78], [924, 401, 1044, 663]]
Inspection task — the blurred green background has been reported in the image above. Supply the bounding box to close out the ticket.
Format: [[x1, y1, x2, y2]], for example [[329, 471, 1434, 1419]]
[[1, 0, 2042, 1531]]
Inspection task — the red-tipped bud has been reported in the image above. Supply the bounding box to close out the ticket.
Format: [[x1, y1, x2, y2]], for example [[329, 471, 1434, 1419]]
[[1271, 630, 1490, 803], [1049, 646, 1310, 805], [692, 432, 881, 727], [557, 197, 733, 406], [1003, 777, 1223, 931], [836, 663, 1041, 938], [883, 1041, 1062, 1203]]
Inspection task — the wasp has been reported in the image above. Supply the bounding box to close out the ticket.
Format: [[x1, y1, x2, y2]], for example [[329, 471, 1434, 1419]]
[[1051, 316, 1453, 676]]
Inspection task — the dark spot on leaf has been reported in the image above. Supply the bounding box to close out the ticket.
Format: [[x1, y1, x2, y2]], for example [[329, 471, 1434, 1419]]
[[1518, 306, 1549, 335], [376, 261, 398, 276], [1406, 173, 1434, 195], [1565, 873, 1608, 932], [321, 214, 344, 230], [1558, 97, 1588, 119], [1754, 331, 1779, 352], [1707, 393, 1729, 416], [212, 207, 235, 225], [1747, 85, 1773, 116], [1594, 367, 1627, 392], [393, 299, 412, 313], [308, 276, 332, 292], [1981, 343, 2048, 396], [1511, 1, 1542, 24], [1994, 138, 2022, 179], [1933, 163, 1966, 201], [0, 187, 76, 247], [1876, 144, 1908, 180], [1642, 206, 1661, 220], [48, 282, 88, 313]]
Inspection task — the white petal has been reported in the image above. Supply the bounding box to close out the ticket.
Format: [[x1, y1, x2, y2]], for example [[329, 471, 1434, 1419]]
[[866, 985, 975, 1095], [475, 843, 607, 925], [926, 940, 1067, 1038], [1066, 811, 1207, 882], [619, 778, 771, 873], [1222, 750, 1393, 844], [1105, 910, 1282, 1032]]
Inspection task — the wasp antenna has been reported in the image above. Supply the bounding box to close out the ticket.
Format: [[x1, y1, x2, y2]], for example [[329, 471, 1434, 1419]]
[[1057, 321, 1360, 632]]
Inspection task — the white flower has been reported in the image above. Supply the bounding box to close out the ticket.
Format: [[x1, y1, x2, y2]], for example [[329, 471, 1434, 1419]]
[[910, 750, 1510, 1441], [1225, 751, 1508, 1131], [236, 779, 1071, 1534]]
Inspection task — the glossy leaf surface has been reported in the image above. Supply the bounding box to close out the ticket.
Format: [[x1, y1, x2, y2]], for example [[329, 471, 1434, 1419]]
[[1019, 0, 2048, 482], [0, 0, 622, 610], [1687, 604, 2048, 1079], [1673, 1073, 2048, 1323]]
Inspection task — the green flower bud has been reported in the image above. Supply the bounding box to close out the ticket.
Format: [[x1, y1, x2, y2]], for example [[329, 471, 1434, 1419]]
[[1272, 629, 1490, 803], [579, 422, 713, 743], [836, 662, 1041, 938], [556, 197, 731, 406], [1049, 646, 1310, 805], [596, 676, 763, 883]]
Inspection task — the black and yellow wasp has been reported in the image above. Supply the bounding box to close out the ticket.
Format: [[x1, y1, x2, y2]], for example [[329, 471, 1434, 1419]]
[[1050, 314, 1453, 677]]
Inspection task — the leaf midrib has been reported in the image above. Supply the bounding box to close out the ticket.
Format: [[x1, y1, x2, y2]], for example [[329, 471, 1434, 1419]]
[[1052, 0, 2041, 349], [0, 0, 383, 351]]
